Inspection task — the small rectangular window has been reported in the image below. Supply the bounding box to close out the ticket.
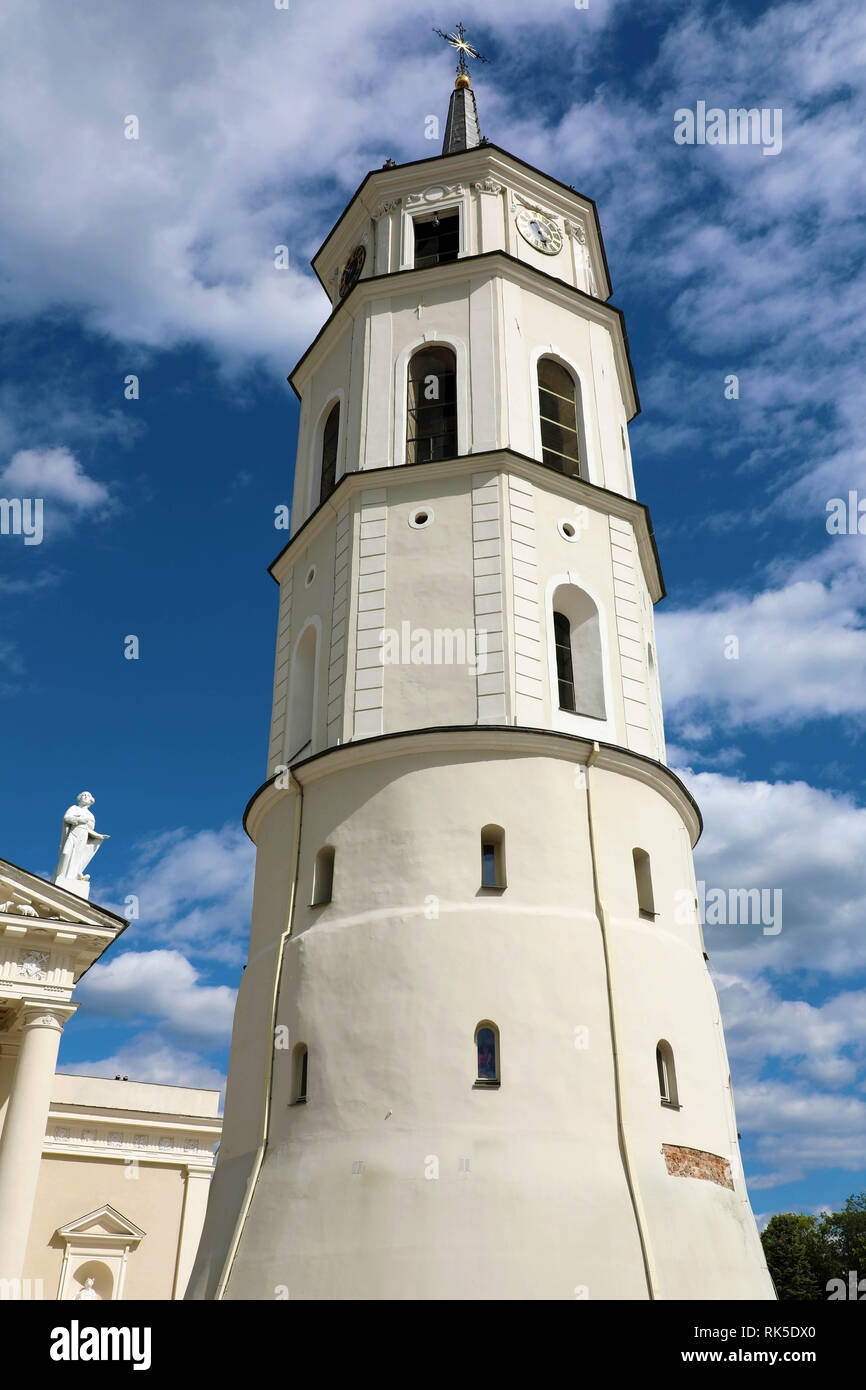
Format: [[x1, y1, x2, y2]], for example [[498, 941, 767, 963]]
[[633, 848, 656, 919], [481, 843, 497, 887], [657, 1048, 669, 1102], [312, 847, 335, 906], [413, 211, 460, 269], [480, 826, 506, 889]]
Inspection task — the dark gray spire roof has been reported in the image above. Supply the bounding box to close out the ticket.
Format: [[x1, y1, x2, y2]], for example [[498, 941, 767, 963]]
[[442, 80, 482, 154]]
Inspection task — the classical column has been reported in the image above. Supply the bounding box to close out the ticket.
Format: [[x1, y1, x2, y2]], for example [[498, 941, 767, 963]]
[[172, 1167, 213, 1299], [0, 1003, 76, 1283]]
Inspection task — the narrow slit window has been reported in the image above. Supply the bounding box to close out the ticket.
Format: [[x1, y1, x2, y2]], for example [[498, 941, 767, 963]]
[[319, 402, 340, 506], [538, 358, 581, 477], [480, 825, 506, 889], [554, 611, 576, 712], [312, 846, 335, 906], [657, 1041, 678, 1107], [633, 848, 655, 919], [293, 1044, 308, 1104], [475, 1023, 499, 1085], [413, 211, 460, 269], [407, 346, 457, 464]]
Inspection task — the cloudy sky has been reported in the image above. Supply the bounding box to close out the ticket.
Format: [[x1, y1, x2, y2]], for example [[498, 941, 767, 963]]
[[0, 0, 863, 1223]]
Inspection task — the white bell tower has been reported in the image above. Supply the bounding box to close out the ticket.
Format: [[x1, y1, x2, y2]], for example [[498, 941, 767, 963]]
[[188, 65, 775, 1302]]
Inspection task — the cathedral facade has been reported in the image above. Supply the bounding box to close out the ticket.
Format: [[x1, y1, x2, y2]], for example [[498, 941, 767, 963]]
[[187, 73, 775, 1301], [0, 853, 221, 1300]]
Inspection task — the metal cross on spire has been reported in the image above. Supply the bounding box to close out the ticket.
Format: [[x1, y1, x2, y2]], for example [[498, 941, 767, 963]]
[[433, 22, 490, 79]]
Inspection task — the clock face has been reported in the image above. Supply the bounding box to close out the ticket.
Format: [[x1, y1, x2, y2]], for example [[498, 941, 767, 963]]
[[515, 208, 562, 256], [339, 243, 366, 299]]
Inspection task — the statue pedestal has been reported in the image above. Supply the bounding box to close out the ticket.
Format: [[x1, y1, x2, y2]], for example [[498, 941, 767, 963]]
[[54, 875, 90, 900]]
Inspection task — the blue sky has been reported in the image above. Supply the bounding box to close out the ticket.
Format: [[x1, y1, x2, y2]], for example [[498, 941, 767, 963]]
[[0, 0, 864, 1225]]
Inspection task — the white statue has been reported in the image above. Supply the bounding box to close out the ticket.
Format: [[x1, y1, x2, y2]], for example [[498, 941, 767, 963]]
[[52, 793, 109, 899], [75, 1276, 101, 1300]]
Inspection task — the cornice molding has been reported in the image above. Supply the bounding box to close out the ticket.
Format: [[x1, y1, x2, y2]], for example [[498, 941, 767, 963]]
[[290, 249, 636, 418], [243, 727, 702, 849], [268, 447, 664, 604]]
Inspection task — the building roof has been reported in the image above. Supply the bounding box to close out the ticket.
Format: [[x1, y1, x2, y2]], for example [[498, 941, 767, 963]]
[[442, 80, 482, 153]]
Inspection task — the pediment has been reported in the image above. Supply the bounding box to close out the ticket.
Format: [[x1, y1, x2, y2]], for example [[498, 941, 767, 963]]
[[0, 858, 127, 932], [57, 1204, 145, 1243]]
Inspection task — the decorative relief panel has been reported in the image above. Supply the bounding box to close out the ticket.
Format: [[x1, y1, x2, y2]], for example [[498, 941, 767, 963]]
[[511, 190, 558, 222], [0, 899, 38, 917], [405, 183, 464, 207], [373, 198, 402, 219], [18, 949, 49, 980]]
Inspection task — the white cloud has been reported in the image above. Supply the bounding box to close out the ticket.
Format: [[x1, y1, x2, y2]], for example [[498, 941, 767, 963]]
[[657, 551, 866, 731], [0, 0, 625, 376], [736, 1077, 866, 1189], [675, 767, 866, 977], [77, 948, 236, 1045], [60, 1034, 225, 1093], [0, 447, 109, 511], [717, 973, 866, 1091], [107, 824, 255, 964]]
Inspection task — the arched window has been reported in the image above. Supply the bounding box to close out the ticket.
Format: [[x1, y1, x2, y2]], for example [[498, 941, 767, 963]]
[[538, 358, 582, 477], [286, 623, 317, 759], [657, 1040, 678, 1107], [407, 346, 457, 464], [319, 402, 340, 507], [551, 585, 605, 719], [475, 1022, 500, 1086], [633, 848, 655, 919], [480, 825, 506, 889], [312, 846, 334, 906], [293, 1044, 308, 1104]]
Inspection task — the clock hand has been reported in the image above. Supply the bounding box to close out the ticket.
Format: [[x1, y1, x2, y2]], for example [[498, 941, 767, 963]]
[[531, 220, 550, 246]]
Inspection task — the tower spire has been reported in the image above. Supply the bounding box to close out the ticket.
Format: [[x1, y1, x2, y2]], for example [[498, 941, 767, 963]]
[[433, 22, 488, 153]]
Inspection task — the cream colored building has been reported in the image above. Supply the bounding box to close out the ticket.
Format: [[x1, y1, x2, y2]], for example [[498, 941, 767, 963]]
[[0, 856, 221, 1300], [186, 73, 776, 1301]]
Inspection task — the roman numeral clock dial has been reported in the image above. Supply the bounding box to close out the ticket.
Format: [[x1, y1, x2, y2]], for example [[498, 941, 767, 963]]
[[515, 207, 563, 255]]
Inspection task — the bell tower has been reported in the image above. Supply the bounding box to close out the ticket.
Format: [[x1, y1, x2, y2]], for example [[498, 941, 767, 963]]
[[187, 56, 775, 1301]]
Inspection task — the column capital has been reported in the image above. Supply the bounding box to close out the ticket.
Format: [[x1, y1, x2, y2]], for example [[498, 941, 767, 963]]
[[17, 1001, 77, 1033]]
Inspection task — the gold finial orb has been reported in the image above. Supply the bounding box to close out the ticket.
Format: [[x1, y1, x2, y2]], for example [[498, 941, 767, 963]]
[[455, 73, 471, 89]]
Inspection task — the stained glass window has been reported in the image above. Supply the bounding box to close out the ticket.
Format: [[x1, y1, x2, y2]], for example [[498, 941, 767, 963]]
[[476, 1026, 497, 1082]]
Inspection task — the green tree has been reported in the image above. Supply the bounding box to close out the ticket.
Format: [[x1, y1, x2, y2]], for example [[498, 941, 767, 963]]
[[760, 1212, 826, 1300], [819, 1191, 866, 1284]]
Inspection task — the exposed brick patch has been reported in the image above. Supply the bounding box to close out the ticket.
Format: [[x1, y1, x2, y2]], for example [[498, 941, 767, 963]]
[[662, 1143, 734, 1190]]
